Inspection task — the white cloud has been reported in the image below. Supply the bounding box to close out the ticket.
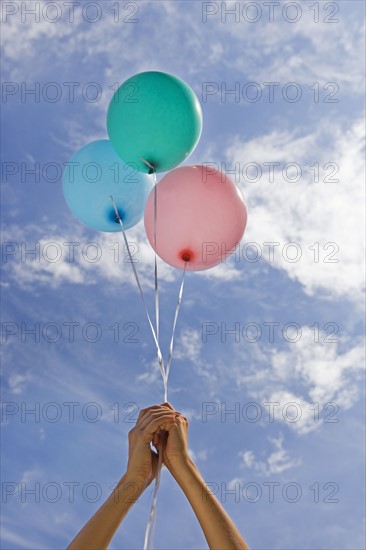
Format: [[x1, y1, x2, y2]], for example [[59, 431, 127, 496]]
[[241, 450, 255, 469], [263, 391, 319, 435], [211, 2, 364, 93], [174, 328, 202, 363], [174, 327, 221, 393], [2, 0, 364, 97], [233, 330, 365, 434], [224, 117, 365, 302], [2, 2, 79, 71], [1, 220, 177, 290], [196, 261, 244, 281], [263, 434, 301, 475], [7, 372, 33, 395], [271, 331, 365, 405], [136, 360, 162, 386], [233, 434, 301, 478], [1, 217, 253, 293]]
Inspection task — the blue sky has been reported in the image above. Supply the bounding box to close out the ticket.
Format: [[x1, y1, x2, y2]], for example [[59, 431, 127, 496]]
[[1, 1, 365, 549]]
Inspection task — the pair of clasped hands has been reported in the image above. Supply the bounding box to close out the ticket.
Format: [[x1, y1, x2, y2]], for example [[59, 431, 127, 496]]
[[126, 402, 189, 485], [68, 402, 249, 550]]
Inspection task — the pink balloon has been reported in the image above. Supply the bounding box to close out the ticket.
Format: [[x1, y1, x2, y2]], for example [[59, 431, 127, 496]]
[[144, 165, 247, 271]]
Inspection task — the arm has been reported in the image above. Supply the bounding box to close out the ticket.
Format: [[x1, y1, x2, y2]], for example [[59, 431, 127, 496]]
[[67, 471, 144, 550], [67, 405, 177, 550], [162, 404, 250, 550]]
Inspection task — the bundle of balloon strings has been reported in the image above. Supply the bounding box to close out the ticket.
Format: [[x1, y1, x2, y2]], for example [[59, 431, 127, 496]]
[[110, 165, 186, 550]]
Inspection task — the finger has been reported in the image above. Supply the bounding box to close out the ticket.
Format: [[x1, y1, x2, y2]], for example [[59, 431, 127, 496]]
[[160, 402, 182, 415], [136, 404, 172, 424], [136, 405, 162, 422], [138, 410, 176, 431], [172, 410, 186, 420], [140, 414, 177, 440], [160, 402, 174, 410]]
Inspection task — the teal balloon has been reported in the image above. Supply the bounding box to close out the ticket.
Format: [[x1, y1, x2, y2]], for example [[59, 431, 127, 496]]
[[107, 71, 203, 173], [63, 140, 154, 232]]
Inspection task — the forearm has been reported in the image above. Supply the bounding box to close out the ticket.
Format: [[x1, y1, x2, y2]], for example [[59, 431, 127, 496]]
[[67, 473, 146, 550], [168, 458, 249, 550]]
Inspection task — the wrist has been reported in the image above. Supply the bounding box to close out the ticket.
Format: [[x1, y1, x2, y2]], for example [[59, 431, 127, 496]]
[[167, 456, 204, 495], [166, 454, 196, 476], [123, 471, 150, 494]]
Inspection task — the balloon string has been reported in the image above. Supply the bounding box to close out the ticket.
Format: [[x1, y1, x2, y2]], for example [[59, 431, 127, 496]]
[[139, 160, 159, 339], [142, 267, 186, 548], [164, 264, 186, 399], [153, 178, 164, 394], [109, 196, 166, 388], [139, 157, 155, 174], [142, 266, 187, 548], [152, 173, 159, 343], [143, 431, 167, 550], [139, 160, 164, 400]]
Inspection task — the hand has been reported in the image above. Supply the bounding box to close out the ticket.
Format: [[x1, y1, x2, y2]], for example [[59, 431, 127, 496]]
[[157, 403, 190, 472], [126, 405, 176, 488]]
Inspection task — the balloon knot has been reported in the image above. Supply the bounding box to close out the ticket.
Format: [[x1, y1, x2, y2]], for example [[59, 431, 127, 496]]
[[180, 249, 193, 262], [140, 157, 156, 174]]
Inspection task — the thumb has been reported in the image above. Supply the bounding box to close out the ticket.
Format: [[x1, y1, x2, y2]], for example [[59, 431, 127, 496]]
[[160, 402, 174, 410]]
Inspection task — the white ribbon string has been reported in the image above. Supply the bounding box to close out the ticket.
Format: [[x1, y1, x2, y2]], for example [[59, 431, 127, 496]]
[[164, 264, 187, 399], [142, 431, 167, 550], [139, 159, 164, 399], [154, 180, 160, 343], [109, 196, 166, 387], [139, 158, 160, 345], [138, 160, 165, 550], [142, 264, 186, 549], [139, 161, 164, 401]]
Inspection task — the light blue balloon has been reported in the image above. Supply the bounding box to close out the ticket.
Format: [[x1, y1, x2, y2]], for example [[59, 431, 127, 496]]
[[63, 140, 154, 232]]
